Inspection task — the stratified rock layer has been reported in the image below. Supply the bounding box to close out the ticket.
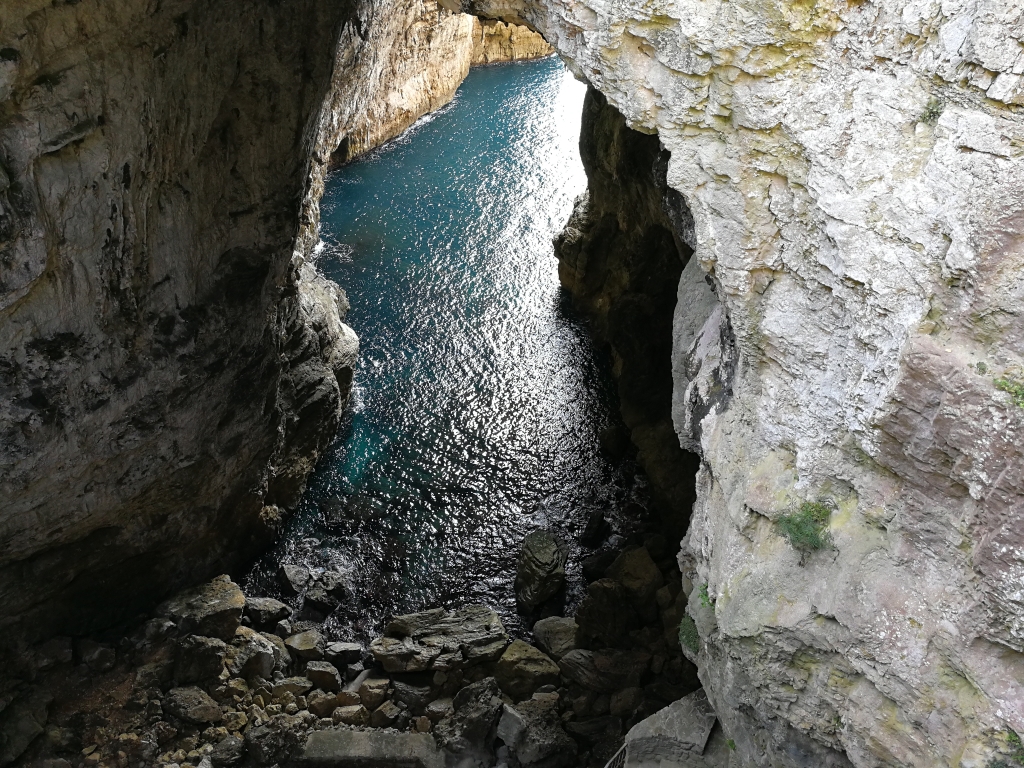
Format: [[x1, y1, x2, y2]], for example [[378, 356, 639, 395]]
[[464, 0, 1024, 765]]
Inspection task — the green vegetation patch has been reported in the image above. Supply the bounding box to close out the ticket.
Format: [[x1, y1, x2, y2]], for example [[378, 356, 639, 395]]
[[988, 729, 1024, 768], [699, 583, 713, 608], [679, 615, 700, 654], [920, 96, 943, 124], [777, 501, 833, 554], [994, 375, 1024, 409]]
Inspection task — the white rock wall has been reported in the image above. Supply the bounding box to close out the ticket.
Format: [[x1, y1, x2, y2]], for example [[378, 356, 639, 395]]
[[457, 0, 1024, 765]]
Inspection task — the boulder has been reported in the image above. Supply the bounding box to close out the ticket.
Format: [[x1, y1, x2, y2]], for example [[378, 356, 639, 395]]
[[425, 697, 453, 723], [370, 700, 402, 728], [260, 631, 290, 671], [358, 675, 390, 711], [244, 597, 291, 628], [226, 627, 276, 680], [574, 579, 639, 649], [136, 659, 174, 690], [370, 605, 508, 673], [285, 629, 324, 661], [296, 729, 443, 768], [76, 639, 116, 672], [34, 637, 73, 671], [332, 704, 370, 726], [306, 690, 338, 718], [494, 640, 560, 702], [514, 531, 567, 613], [305, 661, 343, 693], [164, 687, 223, 723], [581, 538, 625, 582], [0, 689, 53, 766], [278, 564, 310, 596], [558, 650, 650, 693], [532, 617, 578, 660], [211, 734, 245, 766], [175, 635, 228, 684], [325, 641, 363, 666], [392, 677, 434, 714], [301, 587, 339, 619], [433, 677, 503, 766], [498, 693, 577, 768], [607, 547, 663, 623], [158, 575, 245, 641], [272, 677, 313, 698], [623, 689, 717, 764], [609, 687, 643, 719]]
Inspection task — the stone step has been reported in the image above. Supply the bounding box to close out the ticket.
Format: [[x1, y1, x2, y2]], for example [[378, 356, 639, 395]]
[[290, 728, 444, 768]]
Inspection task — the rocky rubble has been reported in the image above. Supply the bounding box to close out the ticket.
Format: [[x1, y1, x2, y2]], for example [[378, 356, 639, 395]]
[[4, 528, 696, 768]]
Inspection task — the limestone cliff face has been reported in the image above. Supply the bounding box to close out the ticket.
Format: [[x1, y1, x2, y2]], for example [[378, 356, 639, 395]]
[[471, 17, 553, 65], [312, 1, 550, 171], [465, 0, 1024, 765], [0, 0, 358, 647]]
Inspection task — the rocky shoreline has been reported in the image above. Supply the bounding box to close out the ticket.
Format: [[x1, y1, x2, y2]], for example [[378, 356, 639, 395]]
[[6, 529, 697, 768]]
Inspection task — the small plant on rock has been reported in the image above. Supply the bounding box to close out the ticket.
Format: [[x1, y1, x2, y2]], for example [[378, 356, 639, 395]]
[[777, 501, 833, 555], [988, 730, 1024, 768], [920, 96, 943, 124], [679, 615, 700, 654], [699, 583, 713, 608], [994, 374, 1024, 409]]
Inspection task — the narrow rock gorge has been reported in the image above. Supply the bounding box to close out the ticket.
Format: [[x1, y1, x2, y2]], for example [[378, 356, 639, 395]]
[[2, 0, 1023, 766]]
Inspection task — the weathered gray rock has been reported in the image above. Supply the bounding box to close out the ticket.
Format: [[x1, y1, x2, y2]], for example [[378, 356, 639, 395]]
[[514, 531, 568, 613], [624, 689, 716, 764], [307, 690, 339, 718], [325, 641, 363, 666], [531, 617, 577, 661], [175, 635, 228, 684], [245, 597, 292, 629], [370, 604, 508, 673], [158, 576, 245, 641], [227, 627, 276, 680], [211, 734, 245, 766], [285, 630, 324, 661], [392, 677, 435, 714], [433, 677, 503, 766], [164, 686, 222, 723], [370, 700, 402, 728], [358, 675, 390, 711], [278, 564, 312, 597], [332, 704, 370, 726], [494, 640, 560, 702], [497, 693, 577, 768], [425, 697, 453, 724], [573, 578, 639, 649], [76, 639, 116, 672], [293, 728, 443, 768], [305, 661, 343, 693], [565, 715, 623, 747], [558, 650, 650, 693], [0, 688, 52, 766], [606, 547, 664, 623], [273, 677, 314, 698]]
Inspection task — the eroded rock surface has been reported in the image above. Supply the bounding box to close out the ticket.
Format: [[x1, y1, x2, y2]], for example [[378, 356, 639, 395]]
[[463, 0, 1024, 764]]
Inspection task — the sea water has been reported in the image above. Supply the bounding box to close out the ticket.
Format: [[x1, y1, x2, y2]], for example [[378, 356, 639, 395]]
[[246, 57, 651, 640]]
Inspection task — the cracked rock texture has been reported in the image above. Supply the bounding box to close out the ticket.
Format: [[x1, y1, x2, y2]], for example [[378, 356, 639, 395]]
[[465, 0, 1024, 765], [0, 0, 359, 650]]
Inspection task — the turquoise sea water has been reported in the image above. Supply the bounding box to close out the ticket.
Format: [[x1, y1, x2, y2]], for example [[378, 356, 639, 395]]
[[247, 57, 650, 639]]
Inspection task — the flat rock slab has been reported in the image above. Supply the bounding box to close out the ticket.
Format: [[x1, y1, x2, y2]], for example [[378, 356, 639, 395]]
[[291, 728, 443, 768], [370, 604, 508, 673], [625, 688, 717, 766]]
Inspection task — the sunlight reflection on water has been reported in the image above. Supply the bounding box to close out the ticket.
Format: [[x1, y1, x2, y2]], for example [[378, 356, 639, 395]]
[[246, 58, 652, 641]]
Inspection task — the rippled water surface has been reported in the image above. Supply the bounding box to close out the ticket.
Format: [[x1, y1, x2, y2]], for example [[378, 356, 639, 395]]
[[247, 58, 650, 639]]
